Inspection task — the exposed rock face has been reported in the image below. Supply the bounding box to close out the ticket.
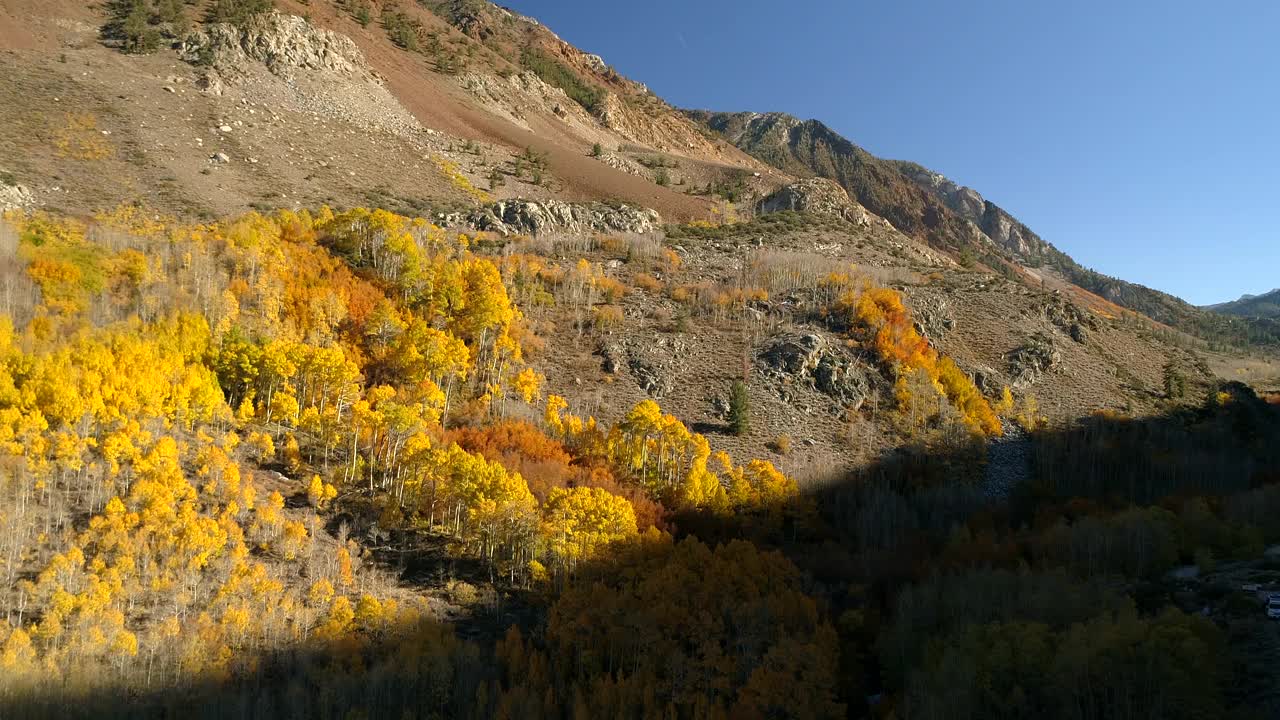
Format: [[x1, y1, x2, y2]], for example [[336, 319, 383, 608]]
[[759, 333, 871, 408], [180, 12, 371, 80], [178, 12, 424, 137], [756, 178, 869, 225], [1007, 332, 1061, 387], [688, 110, 987, 248], [0, 181, 34, 212], [460, 200, 661, 236], [894, 162, 1047, 259], [627, 356, 669, 398], [972, 365, 1001, 396], [596, 337, 683, 398]]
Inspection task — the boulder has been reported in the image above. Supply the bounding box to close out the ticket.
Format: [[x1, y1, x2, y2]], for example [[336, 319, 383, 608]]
[[760, 333, 826, 376]]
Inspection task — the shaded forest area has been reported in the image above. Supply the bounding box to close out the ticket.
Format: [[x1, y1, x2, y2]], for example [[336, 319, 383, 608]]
[[6, 383, 1280, 719]]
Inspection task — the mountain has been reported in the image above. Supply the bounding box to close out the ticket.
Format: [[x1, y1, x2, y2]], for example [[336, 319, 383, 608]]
[[1, 2, 1279, 718], [684, 110, 1273, 346], [1209, 288, 1280, 318]]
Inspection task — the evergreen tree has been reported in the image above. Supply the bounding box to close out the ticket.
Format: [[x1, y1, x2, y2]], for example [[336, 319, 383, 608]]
[[728, 380, 750, 436]]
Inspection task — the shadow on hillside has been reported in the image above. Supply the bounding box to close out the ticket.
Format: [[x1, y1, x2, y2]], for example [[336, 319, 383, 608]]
[[5, 383, 1280, 719]]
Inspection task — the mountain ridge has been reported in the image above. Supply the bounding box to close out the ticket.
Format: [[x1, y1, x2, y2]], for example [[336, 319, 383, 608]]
[[1208, 287, 1280, 318], [684, 108, 1277, 346]]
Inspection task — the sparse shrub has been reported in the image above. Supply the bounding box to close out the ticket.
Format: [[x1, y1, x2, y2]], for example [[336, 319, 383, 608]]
[[590, 143, 603, 158], [593, 276, 627, 303], [768, 434, 792, 456], [654, 167, 670, 187], [592, 305, 624, 331], [633, 273, 663, 293], [353, 1, 372, 27], [446, 579, 479, 606], [599, 236, 627, 254]]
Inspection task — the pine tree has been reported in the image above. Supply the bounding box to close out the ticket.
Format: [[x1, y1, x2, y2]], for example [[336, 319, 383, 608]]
[[728, 380, 750, 436], [1163, 361, 1187, 399]]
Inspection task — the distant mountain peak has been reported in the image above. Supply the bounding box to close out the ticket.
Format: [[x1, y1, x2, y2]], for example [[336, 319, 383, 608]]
[[1208, 288, 1280, 318]]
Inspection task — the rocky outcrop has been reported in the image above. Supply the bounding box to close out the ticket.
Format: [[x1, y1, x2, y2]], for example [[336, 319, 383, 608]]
[[459, 72, 599, 133], [1006, 332, 1061, 387], [180, 12, 372, 80], [457, 199, 661, 237], [596, 337, 684, 398], [178, 12, 425, 138], [1038, 291, 1097, 343], [0, 181, 34, 212], [912, 296, 956, 339], [756, 179, 870, 225], [759, 333, 871, 408]]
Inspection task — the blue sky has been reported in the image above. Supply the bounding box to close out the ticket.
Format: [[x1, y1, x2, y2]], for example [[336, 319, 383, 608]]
[[501, 0, 1279, 305]]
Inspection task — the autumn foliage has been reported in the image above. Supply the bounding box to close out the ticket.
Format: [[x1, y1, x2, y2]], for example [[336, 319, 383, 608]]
[[0, 206, 811, 713], [834, 284, 1003, 437]]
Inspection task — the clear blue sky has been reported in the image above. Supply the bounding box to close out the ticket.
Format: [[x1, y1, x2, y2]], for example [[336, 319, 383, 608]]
[[502, 0, 1279, 305]]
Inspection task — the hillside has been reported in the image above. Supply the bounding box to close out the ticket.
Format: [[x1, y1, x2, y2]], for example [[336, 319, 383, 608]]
[[1, 1, 1280, 719], [0, 0, 784, 225], [686, 110, 1275, 348], [1210, 288, 1280, 318]]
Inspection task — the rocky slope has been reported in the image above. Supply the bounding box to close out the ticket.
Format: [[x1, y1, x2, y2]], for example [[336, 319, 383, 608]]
[[686, 110, 1264, 347], [0, 0, 782, 224]]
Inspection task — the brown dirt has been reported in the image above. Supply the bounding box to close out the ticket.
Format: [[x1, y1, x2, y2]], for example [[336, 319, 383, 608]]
[[272, 0, 742, 222]]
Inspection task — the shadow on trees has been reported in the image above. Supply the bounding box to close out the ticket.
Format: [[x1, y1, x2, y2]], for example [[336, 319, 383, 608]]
[[6, 382, 1280, 719]]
